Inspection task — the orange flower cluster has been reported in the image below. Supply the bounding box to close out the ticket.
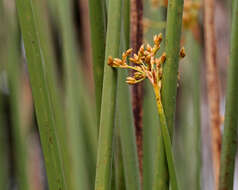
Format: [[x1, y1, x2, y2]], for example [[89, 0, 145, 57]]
[[108, 33, 186, 103], [108, 33, 186, 93], [108, 34, 166, 87]]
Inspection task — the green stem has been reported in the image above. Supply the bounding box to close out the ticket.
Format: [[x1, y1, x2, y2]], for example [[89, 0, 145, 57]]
[[117, 69, 141, 190], [152, 0, 184, 189], [144, 3, 167, 189], [116, 1, 141, 188], [188, 32, 202, 190], [88, 0, 106, 122], [219, 0, 238, 189], [53, 0, 96, 188], [6, 12, 29, 190], [144, 80, 160, 190], [114, 124, 126, 190], [153, 85, 180, 190], [94, 0, 122, 188], [29, 1, 72, 188], [162, 0, 184, 136], [15, 0, 66, 189]]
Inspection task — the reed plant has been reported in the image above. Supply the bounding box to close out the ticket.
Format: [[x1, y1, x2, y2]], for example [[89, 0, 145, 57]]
[[15, 0, 67, 189], [1, 0, 238, 190], [219, 0, 238, 189]]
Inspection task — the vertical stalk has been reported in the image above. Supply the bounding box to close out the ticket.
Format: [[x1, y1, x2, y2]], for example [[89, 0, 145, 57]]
[[114, 125, 126, 190], [153, 0, 184, 189], [88, 0, 106, 121], [130, 0, 144, 180], [204, 0, 221, 187], [15, 0, 66, 189], [94, 0, 122, 188], [6, 9, 29, 190], [54, 0, 96, 188], [219, 0, 238, 189], [144, 3, 166, 190], [144, 80, 161, 190], [189, 32, 202, 190], [29, 0, 71, 188], [117, 68, 141, 190], [162, 0, 184, 136], [153, 84, 180, 190], [115, 0, 141, 189]]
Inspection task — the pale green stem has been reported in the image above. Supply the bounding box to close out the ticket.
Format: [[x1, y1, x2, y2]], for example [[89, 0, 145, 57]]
[[153, 84, 180, 190]]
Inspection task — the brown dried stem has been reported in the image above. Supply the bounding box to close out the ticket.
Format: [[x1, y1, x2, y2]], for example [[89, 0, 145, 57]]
[[204, 0, 222, 188], [130, 0, 144, 183]]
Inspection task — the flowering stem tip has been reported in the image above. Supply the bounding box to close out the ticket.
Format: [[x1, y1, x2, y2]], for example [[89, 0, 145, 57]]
[[108, 33, 185, 190]]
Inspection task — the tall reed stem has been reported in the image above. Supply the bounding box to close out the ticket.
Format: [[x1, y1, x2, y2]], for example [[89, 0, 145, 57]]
[[153, 0, 184, 189], [54, 0, 96, 188], [204, 0, 221, 187], [88, 0, 106, 121], [15, 0, 66, 189], [130, 0, 144, 179], [153, 84, 180, 190], [94, 0, 122, 188], [29, 1, 71, 188], [117, 0, 141, 188], [219, 0, 238, 189], [7, 11, 29, 190], [188, 32, 202, 190], [162, 0, 184, 136]]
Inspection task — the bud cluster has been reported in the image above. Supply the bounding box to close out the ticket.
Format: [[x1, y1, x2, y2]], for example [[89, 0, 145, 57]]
[[108, 33, 185, 92]]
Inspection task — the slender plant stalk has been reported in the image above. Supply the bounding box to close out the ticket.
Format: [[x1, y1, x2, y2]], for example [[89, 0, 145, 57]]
[[29, 0, 72, 189], [152, 96, 168, 190], [116, 0, 141, 189], [144, 80, 160, 190], [114, 124, 126, 190], [6, 10, 29, 190], [88, 0, 106, 122], [143, 3, 167, 190], [219, 0, 238, 189], [94, 0, 122, 188], [130, 0, 144, 180], [78, 0, 93, 80], [152, 84, 180, 190], [204, 0, 221, 187], [175, 30, 202, 190], [153, 0, 184, 189], [189, 31, 202, 190], [15, 0, 66, 189], [53, 0, 97, 188], [117, 68, 141, 190], [162, 0, 184, 136], [107, 32, 181, 190]]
